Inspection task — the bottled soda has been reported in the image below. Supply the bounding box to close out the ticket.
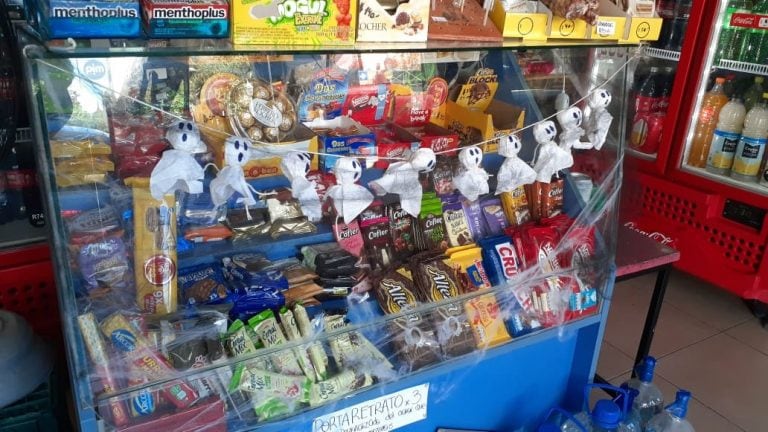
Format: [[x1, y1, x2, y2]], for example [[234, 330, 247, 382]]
[[622, 356, 664, 429], [743, 76, 765, 111], [739, 0, 768, 64], [716, 0, 754, 61], [645, 390, 696, 432], [706, 97, 747, 175], [687, 78, 730, 167], [630, 67, 667, 154], [732, 93, 768, 181], [661, 0, 691, 51]]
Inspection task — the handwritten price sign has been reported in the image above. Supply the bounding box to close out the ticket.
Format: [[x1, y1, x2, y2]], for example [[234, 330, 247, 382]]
[[312, 384, 429, 432]]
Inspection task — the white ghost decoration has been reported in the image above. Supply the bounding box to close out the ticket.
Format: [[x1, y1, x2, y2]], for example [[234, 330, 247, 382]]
[[149, 120, 207, 200], [557, 107, 594, 152], [585, 89, 613, 151], [496, 134, 536, 195], [166, 119, 207, 154], [326, 157, 373, 224], [453, 146, 489, 202], [281, 151, 321, 222], [368, 148, 436, 217], [210, 137, 258, 218], [533, 121, 572, 183]]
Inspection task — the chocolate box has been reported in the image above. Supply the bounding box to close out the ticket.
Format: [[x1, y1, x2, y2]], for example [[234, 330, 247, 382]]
[[231, 0, 356, 45], [356, 0, 429, 42], [141, 0, 230, 38], [441, 100, 525, 153], [368, 123, 420, 169], [304, 116, 377, 172]]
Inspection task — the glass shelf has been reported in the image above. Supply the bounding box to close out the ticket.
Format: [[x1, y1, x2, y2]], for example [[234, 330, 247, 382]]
[[717, 58, 768, 76], [16, 24, 640, 59], [644, 47, 680, 62], [682, 165, 768, 198]]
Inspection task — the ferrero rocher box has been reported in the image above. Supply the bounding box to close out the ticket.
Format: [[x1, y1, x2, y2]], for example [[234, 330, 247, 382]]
[[356, 0, 429, 42], [231, 0, 356, 45]]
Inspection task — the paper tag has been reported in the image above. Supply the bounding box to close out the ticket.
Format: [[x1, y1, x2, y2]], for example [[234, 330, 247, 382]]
[[596, 20, 616, 36], [312, 384, 429, 432], [431, 16, 448, 22]]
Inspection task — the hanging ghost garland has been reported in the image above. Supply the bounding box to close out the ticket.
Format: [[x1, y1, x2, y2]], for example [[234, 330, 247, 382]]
[[149, 120, 206, 200], [557, 107, 594, 152], [453, 146, 489, 202], [165, 119, 207, 154], [533, 120, 572, 183], [368, 148, 436, 217], [326, 157, 374, 224], [210, 137, 258, 218], [585, 89, 613, 151], [496, 134, 536, 194], [280, 151, 321, 222]]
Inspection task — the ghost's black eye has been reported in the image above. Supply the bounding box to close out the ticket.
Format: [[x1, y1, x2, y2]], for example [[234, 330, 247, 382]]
[[182, 133, 187, 142], [428, 160, 435, 169], [178, 122, 184, 130], [352, 160, 359, 170], [234, 140, 240, 150], [304, 162, 310, 173], [573, 112, 578, 119], [243, 142, 248, 152], [187, 123, 193, 131], [297, 153, 305, 161], [303, 153, 311, 160], [354, 171, 360, 180], [238, 153, 244, 163]]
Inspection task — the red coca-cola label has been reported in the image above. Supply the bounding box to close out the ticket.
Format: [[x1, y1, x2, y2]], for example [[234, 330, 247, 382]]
[[630, 112, 665, 154], [634, 94, 661, 114], [731, 13, 768, 30]]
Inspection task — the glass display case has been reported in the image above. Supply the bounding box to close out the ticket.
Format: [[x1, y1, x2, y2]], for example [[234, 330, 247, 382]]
[[19, 26, 629, 432]]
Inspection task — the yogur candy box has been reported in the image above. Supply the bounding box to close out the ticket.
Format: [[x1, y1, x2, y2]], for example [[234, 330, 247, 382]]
[[231, 0, 356, 45]]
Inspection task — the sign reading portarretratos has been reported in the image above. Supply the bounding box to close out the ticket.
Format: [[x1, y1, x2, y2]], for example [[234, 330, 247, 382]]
[[312, 384, 429, 432]]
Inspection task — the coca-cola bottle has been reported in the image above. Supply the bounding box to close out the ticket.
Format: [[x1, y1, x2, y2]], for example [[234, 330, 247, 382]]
[[630, 67, 666, 154], [659, 66, 676, 114]]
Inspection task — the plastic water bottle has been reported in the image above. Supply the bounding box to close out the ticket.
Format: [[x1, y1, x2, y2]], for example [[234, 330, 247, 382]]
[[561, 399, 631, 432], [617, 385, 642, 432], [645, 390, 696, 432], [706, 97, 747, 175], [622, 356, 664, 428]]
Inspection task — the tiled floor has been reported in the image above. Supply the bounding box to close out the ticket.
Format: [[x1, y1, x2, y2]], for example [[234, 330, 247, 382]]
[[597, 270, 767, 432]]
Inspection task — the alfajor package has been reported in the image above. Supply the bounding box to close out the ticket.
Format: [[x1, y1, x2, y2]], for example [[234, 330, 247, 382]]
[[141, 0, 230, 38], [27, 0, 141, 38]]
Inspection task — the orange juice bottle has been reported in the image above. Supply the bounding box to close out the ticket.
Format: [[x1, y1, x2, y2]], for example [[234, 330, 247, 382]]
[[687, 78, 730, 167]]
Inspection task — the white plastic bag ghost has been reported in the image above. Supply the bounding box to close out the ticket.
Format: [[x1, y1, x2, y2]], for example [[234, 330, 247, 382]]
[[585, 89, 613, 151], [557, 107, 594, 153], [533, 121, 572, 183], [453, 146, 489, 202], [149, 120, 207, 200], [165, 119, 207, 154], [281, 151, 322, 222], [326, 157, 373, 224], [368, 148, 436, 217], [496, 134, 536, 194], [210, 137, 258, 218]]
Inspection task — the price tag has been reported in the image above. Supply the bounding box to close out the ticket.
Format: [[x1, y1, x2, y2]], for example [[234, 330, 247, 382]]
[[596, 20, 616, 36], [312, 384, 429, 432]]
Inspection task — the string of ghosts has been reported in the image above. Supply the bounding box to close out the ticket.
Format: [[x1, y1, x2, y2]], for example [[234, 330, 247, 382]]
[[150, 89, 613, 222]]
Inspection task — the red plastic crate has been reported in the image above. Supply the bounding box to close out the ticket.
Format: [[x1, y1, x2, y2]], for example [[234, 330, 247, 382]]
[[0, 243, 60, 341], [621, 172, 768, 303]]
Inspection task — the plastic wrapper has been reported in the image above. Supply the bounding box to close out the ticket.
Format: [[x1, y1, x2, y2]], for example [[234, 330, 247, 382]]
[[38, 48, 624, 432]]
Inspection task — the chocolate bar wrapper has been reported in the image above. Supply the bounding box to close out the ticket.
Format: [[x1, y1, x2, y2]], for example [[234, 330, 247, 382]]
[[501, 185, 530, 226], [442, 201, 474, 248], [461, 198, 488, 240], [449, 247, 492, 292], [279, 308, 317, 382], [100, 313, 198, 409], [77, 313, 130, 426], [465, 293, 512, 348], [324, 315, 393, 373], [224, 319, 271, 385], [541, 177, 565, 219], [359, 202, 393, 271], [480, 197, 508, 236], [132, 187, 178, 315], [249, 310, 304, 376], [418, 204, 448, 252], [235, 367, 311, 405], [411, 258, 475, 357], [388, 202, 416, 262], [308, 370, 374, 407], [293, 304, 329, 382], [374, 267, 441, 370]]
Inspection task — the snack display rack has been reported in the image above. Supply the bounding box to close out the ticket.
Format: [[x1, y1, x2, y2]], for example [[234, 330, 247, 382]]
[[18, 24, 630, 432]]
